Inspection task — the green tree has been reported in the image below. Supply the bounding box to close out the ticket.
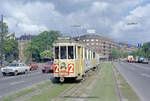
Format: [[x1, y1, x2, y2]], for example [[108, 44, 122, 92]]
[[40, 48, 53, 60], [110, 48, 128, 59], [25, 30, 61, 62], [3, 33, 18, 62]]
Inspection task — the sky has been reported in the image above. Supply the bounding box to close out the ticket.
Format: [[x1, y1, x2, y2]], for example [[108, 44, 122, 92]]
[[0, 0, 150, 44]]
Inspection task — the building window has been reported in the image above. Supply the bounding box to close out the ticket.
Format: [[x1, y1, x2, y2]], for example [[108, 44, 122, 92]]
[[91, 43, 94, 45], [96, 39, 98, 41], [87, 39, 89, 41], [96, 43, 98, 45], [87, 43, 89, 45], [91, 39, 94, 41], [83, 40, 85, 42]]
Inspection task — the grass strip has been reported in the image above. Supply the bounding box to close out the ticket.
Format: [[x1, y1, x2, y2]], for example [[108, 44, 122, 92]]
[[25, 84, 71, 101], [113, 63, 141, 101], [88, 63, 120, 101], [1, 81, 51, 101]]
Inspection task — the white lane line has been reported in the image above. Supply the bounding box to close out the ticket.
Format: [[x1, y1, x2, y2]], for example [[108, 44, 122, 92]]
[[140, 73, 150, 78], [10, 81, 24, 85]]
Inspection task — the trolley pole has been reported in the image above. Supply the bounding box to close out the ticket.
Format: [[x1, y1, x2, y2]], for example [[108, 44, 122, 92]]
[[0, 15, 4, 67]]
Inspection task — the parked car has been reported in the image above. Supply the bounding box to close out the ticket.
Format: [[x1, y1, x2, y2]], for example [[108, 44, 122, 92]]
[[27, 63, 39, 71], [41, 61, 53, 73], [1, 63, 30, 76], [142, 59, 149, 64], [138, 56, 145, 63]]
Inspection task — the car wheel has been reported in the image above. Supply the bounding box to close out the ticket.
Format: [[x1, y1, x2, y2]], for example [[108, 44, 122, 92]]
[[2, 73, 6, 76], [13, 71, 18, 76], [42, 70, 45, 73], [25, 70, 28, 74]]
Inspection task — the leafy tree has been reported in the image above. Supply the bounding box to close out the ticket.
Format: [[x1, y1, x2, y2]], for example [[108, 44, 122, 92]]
[[110, 48, 128, 59], [3, 33, 18, 62], [0, 22, 18, 63], [40, 48, 53, 60], [25, 30, 61, 62], [130, 42, 150, 58]]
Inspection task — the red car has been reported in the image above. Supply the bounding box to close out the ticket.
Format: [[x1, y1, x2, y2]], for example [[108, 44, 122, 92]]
[[42, 61, 53, 73], [27, 63, 39, 71]]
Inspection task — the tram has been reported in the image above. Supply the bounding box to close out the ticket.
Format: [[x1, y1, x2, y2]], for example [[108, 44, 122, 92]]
[[53, 36, 99, 82]]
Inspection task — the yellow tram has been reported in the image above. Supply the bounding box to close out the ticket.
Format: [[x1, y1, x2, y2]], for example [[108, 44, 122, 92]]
[[53, 37, 99, 82]]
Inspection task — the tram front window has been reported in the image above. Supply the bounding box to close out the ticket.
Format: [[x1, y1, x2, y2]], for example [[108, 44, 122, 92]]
[[68, 46, 74, 59], [61, 46, 67, 59], [55, 46, 59, 59]]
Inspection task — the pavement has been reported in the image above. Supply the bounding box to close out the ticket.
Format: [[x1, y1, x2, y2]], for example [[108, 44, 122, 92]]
[[115, 62, 150, 101], [0, 68, 52, 99]]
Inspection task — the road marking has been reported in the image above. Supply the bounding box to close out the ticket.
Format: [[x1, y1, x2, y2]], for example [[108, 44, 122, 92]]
[[140, 73, 150, 78], [10, 81, 24, 85]]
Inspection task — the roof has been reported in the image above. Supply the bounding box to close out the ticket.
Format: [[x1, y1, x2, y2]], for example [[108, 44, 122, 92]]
[[74, 34, 115, 42]]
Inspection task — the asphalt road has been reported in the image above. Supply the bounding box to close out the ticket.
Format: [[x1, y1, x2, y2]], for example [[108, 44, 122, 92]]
[[115, 62, 150, 101], [0, 69, 52, 99]]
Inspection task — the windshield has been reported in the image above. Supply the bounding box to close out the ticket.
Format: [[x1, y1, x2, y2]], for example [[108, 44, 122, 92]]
[[8, 64, 19, 67], [47, 61, 53, 65]]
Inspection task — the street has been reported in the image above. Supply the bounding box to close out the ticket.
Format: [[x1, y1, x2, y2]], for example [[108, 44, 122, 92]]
[[115, 62, 150, 101], [0, 69, 52, 98]]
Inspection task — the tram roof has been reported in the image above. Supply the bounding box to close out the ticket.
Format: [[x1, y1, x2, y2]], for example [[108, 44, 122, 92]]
[[54, 36, 97, 53]]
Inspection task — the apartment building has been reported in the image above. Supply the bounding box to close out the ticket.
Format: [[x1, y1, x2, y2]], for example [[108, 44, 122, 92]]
[[74, 34, 117, 59]]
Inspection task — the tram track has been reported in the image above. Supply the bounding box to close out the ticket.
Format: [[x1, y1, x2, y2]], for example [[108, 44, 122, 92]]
[[52, 67, 101, 101]]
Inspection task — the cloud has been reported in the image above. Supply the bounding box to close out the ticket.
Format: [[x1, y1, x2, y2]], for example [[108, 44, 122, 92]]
[[110, 2, 150, 43], [0, 0, 150, 43]]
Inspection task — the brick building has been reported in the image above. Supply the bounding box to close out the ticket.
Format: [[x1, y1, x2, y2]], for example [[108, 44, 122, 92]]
[[74, 34, 117, 59], [118, 42, 138, 54], [17, 34, 35, 62]]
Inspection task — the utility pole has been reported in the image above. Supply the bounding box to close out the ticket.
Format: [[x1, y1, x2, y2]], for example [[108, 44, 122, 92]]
[[0, 15, 4, 67]]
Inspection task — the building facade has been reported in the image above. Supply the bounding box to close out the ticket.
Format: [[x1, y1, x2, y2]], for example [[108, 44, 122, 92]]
[[74, 34, 117, 59], [17, 34, 35, 62], [118, 42, 138, 54]]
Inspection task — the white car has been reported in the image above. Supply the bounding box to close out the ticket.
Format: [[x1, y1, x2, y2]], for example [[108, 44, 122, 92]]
[[1, 63, 30, 76]]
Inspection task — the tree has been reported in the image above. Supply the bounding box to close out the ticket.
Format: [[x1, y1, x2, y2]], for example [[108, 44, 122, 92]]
[[3, 33, 18, 62], [25, 30, 62, 62], [130, 42, 150, 58], [110, 48, 128, 59], [40, 48, 53, 61]]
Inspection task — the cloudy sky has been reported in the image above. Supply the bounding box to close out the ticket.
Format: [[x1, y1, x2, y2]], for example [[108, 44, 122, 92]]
[[0, 0, 150, 44]]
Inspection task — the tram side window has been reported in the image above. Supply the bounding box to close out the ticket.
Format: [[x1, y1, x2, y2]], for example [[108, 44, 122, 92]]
[[93, 52, 95, 59], [85, 49, 87, 59], [61, 46, 67, 59], [55, 46, 59, 59], [68, 46, 74, 59], [88, 50, 90, 60]]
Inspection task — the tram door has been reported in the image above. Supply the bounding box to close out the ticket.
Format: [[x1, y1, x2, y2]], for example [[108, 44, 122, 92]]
[[78, 46, 83, 74]]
